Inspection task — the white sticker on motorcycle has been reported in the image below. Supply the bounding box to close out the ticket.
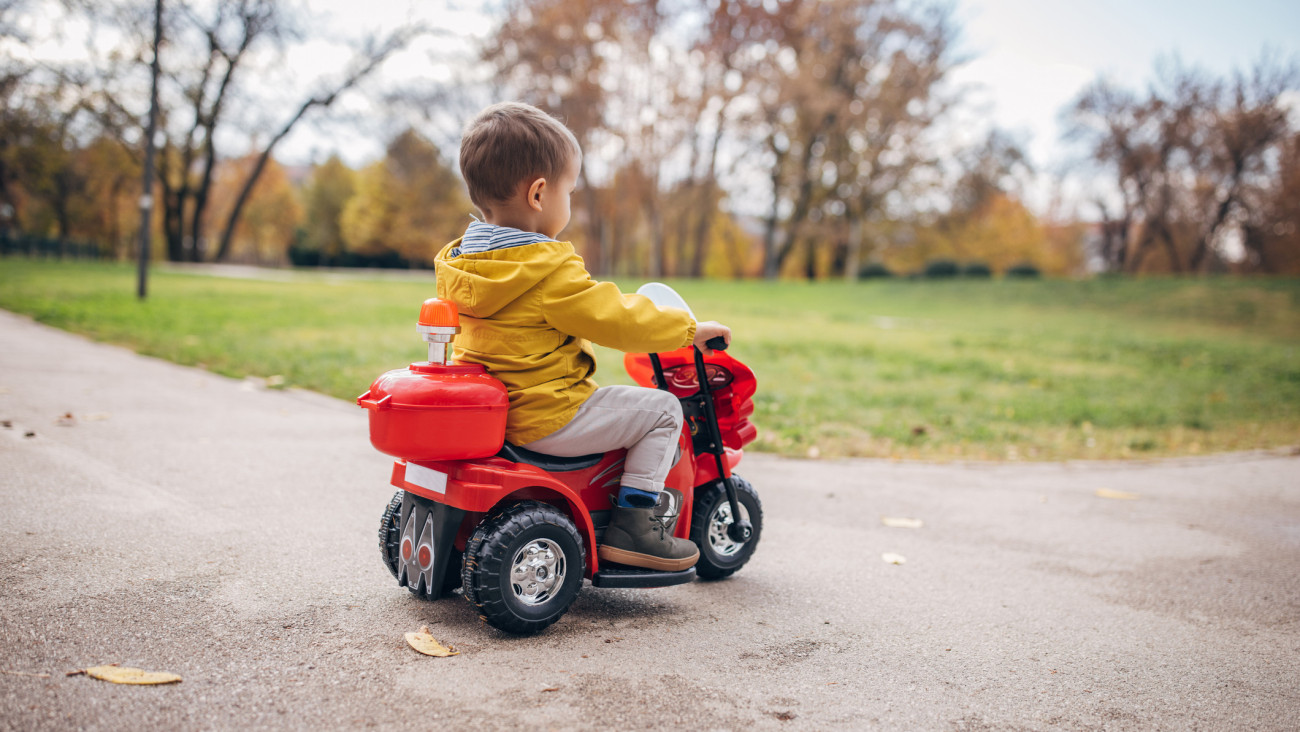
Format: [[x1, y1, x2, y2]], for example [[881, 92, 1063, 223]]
[[406, 463, 448, 494]]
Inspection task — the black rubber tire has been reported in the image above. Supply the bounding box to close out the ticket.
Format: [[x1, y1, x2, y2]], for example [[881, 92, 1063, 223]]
[[462, 501, 585, 635], [379, 491, 403, 579], [689, 475, 762, 580], [379, 491, 463, 598]]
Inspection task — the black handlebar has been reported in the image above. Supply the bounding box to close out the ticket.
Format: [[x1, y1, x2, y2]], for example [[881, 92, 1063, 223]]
[[704, 336, 729, 352]]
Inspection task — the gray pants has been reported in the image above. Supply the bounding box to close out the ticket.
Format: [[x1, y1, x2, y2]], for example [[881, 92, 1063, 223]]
[[519, 385, 683, 492]]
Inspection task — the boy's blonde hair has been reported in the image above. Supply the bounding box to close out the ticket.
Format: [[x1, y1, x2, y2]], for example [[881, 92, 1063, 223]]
[[459, 102, 582, 210]]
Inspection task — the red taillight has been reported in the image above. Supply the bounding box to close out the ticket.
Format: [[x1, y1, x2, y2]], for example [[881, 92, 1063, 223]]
[[401, 539, 413, 561], [418, 544, 432, 570]]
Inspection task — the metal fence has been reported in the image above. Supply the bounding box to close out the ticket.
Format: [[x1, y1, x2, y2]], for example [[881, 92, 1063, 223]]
[[0, 233, 104, 260]]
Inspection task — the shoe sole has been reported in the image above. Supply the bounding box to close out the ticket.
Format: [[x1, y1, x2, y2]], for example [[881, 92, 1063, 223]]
[[598, 544, 699, 572]]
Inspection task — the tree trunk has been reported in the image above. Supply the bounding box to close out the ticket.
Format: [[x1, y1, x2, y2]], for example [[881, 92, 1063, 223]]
[[762, 209, 781, 280], [644, 189, 664, 278], [688, 182, 712, 278], [1127, 222, 1157, 274], [1156, 220, 1183, 273], [580, 169, 605, 275], [158, 148, 185, 262], [844, 216, 862, 282]]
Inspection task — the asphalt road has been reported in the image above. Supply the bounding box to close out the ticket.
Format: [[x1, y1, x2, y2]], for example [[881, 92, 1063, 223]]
[[2, 309, 1298, 731]]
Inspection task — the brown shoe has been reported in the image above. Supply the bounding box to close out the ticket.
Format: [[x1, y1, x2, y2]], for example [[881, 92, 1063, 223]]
[[598, 504, 699, 571]]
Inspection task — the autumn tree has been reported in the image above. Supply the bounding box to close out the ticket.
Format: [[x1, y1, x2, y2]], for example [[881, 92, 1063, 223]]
[[1239, 130, 1300, 274], [299, 155, 355, 263], [204, 153, 301, 265], [484, 0, 627, 272], [40, 0, 424, 263], [739, 0, 958, 279], [340, 128, 472, 266], [0, 59, 91, 239], [481, 0, 958, 280], [1066, 57, 1298, 274], [891, 129, 1079, 275], [72, 136, 143, 257], [672, 0, 785, 278]]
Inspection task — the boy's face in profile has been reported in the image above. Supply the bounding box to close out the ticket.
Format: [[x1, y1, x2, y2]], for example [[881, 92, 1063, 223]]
[[536, 154, 581, 240]]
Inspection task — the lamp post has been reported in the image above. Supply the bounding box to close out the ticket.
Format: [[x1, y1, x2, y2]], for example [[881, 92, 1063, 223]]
[[137, 0, 162, 300]]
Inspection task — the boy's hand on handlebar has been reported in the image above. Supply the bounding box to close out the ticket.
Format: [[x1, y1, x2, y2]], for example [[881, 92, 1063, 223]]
[[693, 321, 731, 356]]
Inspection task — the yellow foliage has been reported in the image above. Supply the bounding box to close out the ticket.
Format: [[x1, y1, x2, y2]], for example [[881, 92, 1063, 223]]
[[206, 155, 304, 265], [339, 129, 473, 264], [952, 195, 1049, 273], [340, 161, 401, 257], [301, 156, 357, 259], [888, 194, 1085, 276], [705, 209, 762, 279], [74, 137, 142, 258]]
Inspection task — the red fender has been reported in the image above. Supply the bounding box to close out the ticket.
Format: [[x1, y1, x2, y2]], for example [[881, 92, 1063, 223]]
[[391, 458, 601, 577]]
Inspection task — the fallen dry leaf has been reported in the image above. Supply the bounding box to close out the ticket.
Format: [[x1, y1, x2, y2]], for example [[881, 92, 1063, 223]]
[[881, 552, 907, 565], [82, 666, 181, 685], [1095, 488, 1140, 501], [405, 626, 459, 657], [881, 516, 924, 529]]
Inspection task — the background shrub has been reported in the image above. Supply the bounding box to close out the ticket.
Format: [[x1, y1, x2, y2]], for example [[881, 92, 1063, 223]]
[[923, 259, 961, 278], [1005, 262, 1042, 278], [858, 262, 895, 279]]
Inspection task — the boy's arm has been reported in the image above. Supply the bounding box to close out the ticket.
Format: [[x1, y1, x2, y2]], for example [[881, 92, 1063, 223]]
[[541, 258, 696, 353]]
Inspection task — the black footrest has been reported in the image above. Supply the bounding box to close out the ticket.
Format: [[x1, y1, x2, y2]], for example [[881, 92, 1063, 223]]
[[591, 566, 696, 589]]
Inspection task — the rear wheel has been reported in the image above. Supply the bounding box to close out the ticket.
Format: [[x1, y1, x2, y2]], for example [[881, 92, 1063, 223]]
[[379, 491, 403, 579], [462, 501, 585, 635], [689, 476, 762, 580]]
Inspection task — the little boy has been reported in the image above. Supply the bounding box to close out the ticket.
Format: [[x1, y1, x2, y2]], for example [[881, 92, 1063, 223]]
[[435, 102, 730, 572]]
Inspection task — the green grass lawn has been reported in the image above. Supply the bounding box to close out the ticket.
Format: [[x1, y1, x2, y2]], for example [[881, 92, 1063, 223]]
[[3, 259, 1298, 461]]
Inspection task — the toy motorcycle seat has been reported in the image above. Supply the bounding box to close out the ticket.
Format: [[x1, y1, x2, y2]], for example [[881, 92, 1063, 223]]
[[497, 441, 603, 472]]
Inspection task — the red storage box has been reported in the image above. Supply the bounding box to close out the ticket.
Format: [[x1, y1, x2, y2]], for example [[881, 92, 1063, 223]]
[[358, 362, 509, 461]]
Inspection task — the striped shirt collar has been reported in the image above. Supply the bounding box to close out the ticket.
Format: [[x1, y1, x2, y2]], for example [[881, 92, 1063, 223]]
[[458, 221, 557, 255]]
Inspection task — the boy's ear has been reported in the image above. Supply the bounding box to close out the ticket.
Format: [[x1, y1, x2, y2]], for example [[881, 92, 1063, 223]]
[[526, 177, 547, 212]]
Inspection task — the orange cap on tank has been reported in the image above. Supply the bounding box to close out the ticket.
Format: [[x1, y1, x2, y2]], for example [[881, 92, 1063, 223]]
[[418, 298, 459, 329]]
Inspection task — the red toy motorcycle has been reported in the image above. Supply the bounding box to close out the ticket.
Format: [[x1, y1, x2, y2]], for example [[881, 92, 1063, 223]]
[[358, 285, 761, 634]]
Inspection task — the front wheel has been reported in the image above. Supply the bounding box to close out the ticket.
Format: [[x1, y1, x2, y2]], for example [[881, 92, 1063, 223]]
[[689, 476, 762, 580], [462, 501, 586, 635]]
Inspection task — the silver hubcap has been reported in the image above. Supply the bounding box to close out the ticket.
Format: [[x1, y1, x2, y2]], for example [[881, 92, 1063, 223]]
[[510, 539, 565, 606], [707, 500, 750, 557]]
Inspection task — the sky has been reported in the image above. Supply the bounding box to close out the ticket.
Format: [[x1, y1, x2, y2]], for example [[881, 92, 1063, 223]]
[[952, 1, 1300, 154], [949, 0, 1300, 209]]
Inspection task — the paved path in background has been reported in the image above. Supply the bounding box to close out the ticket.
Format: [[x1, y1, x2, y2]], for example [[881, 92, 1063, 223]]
[[1, 309, 1298, 730]]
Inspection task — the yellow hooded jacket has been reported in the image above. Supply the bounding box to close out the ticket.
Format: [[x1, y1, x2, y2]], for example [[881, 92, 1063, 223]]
[[435, 238, 696, 445]]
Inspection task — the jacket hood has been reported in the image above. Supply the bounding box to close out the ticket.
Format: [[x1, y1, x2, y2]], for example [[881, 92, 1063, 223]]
[[435, 238, 574, 318]]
